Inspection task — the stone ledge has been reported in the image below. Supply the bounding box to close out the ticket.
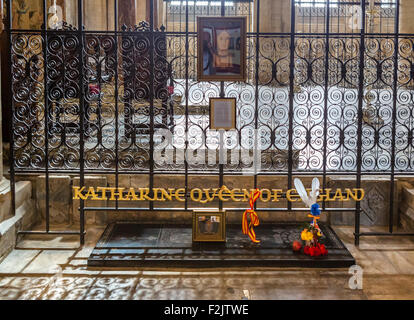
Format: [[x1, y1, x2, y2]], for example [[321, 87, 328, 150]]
[[402, 187, 414, 210], [400, 210, 414, 232], [399, 186, 414, 231], [399, 201, 414, 232]]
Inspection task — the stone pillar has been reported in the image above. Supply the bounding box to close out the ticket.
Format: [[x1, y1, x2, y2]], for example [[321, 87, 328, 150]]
[[84, 0, 109, 30], [136, 0, 147, 23], [259, 0, 291, 33], [0, 44, 10, 197], [119, 0, 137, 28], [272, 0, 291, 33], [107, 0, 115, 30], [144, 0, 158, 27], [0, 0, 11, 144], [157, 0, 164, 28], [0, 3, 3, 191], [64, 0, 78, 26], [400, 0, 414, 33], [0, 0, 3, 33], [259, 0, 272, 33]]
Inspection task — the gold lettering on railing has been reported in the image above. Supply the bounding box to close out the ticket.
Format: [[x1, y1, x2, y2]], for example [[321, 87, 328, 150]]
[[73, 185, 365, 203]]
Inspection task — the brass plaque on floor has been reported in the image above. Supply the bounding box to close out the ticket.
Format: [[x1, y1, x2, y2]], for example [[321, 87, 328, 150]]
[[192, 209, 226, 242]]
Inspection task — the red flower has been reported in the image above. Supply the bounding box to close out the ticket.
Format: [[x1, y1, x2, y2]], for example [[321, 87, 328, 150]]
[[319, 244, 328, 256], [303, 243, 328, 257], [311, 246, 321, 257], [292, 240, 302, 252]]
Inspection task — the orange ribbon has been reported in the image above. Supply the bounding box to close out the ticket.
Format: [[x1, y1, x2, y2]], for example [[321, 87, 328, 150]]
[[242, 189, 261, 243], [308, 214, 321, 231]]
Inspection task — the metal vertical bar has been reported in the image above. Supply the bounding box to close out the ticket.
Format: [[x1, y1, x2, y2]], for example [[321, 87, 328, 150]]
[[219, 0, 225, 99], [42, 0, 50, 233], [114, 0, 119, 211], [149, 0, 155, 210], [193, 0, 196, 76], [165, 1, 168, 31], [106, 0, 109, 30], [337, 0, 340, 33], [355, 0, 367, 247], [254, 0, 260, 208], [184, 0, 189, 211], [287, 0, 296, 211], [322, 0, 330, 213], [389, 0, 400, 233], [6, 0, 15, 218], [219, 0, 225, 211], [301, 1, 305, 33], [77, 0, 86, 245], [249, 0, 251, 29]]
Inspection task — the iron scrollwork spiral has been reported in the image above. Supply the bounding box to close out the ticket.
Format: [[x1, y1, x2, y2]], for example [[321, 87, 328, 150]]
[[9, 17, 414, 175]]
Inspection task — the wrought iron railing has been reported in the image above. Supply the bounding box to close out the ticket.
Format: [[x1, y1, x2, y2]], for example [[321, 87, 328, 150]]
[[4, 0, 414, 245], [10, 31, 414, 174]]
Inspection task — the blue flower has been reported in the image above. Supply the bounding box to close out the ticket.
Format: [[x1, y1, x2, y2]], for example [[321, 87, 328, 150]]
[[310, 203, 320, 217]]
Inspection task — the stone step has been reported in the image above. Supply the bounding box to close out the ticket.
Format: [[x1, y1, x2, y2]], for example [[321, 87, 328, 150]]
[[0, 181, 37, 262]]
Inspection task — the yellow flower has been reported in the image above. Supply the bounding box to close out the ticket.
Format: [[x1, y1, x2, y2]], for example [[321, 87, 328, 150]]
[[301, 229, 313, 241], [317, 231, 322, 237]]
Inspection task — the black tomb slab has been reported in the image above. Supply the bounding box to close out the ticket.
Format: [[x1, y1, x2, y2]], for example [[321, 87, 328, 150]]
[[88, 222, 355, 268]]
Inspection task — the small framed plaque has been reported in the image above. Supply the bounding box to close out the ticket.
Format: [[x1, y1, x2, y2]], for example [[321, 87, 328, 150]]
[[209, 97, 236, 130], [192, 209, 226, 242]]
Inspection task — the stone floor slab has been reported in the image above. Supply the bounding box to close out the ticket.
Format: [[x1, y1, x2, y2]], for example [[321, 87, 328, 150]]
[[0, 250, 40, 274], [22, 250, 76, 274]]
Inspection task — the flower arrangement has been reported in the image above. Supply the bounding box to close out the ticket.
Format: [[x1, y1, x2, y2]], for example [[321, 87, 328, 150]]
[[291, 178, 328, 257], [300, 222, 328, 257]]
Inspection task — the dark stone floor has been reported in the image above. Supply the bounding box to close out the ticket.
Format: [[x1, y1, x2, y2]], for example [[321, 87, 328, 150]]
[[88, 222, 355, 268]]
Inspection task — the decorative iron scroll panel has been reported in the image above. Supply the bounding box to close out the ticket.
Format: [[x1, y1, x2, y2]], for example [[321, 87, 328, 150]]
[[12, 33, 412, 174], [9, 0, 409, 175]]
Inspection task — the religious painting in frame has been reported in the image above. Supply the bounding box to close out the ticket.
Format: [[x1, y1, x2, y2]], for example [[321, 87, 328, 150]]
[[11, 0, 65, 30], [209, 97, 236, 130], [197, 16, 247, 82], [192, 209, 226, 242]]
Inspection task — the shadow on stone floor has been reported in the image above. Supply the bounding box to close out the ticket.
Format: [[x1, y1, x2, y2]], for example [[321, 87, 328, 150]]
[[0, 272, 368, 300], [0, 224, 413, 299]]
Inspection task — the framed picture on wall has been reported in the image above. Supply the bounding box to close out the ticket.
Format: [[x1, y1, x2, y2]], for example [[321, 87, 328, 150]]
[[192, 210, 226, 242], [197, 16, 247, 82], [209, 97, 236, 130]]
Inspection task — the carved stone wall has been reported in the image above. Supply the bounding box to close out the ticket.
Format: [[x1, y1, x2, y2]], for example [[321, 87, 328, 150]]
[[327, 177, 398, 227]]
